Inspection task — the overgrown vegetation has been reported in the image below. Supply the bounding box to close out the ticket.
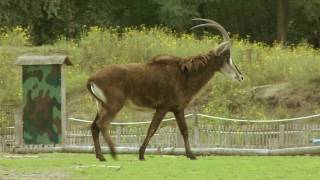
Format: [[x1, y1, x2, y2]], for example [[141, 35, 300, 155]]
[[1, 27, 320, 121]]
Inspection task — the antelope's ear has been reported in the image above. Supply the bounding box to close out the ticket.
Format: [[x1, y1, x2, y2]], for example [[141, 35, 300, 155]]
[[216, 41, 230, 56]]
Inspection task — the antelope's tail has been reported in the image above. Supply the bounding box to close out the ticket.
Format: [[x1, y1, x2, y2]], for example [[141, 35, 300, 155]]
[[87, 80, 107, 105]]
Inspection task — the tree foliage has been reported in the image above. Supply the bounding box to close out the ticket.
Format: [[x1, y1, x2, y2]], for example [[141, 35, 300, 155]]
[[0, 0, 319, 47]]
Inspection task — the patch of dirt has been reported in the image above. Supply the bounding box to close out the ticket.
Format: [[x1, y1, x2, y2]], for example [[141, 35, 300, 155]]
[[251, 80, 320, 117], [0, 168, 68, 180]]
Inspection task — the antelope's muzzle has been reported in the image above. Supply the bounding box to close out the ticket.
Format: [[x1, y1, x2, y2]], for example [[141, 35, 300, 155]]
[[220, 58, 243, 82]]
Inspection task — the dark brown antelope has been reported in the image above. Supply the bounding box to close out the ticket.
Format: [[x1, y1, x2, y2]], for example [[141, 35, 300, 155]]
[[87, 18, 243, 161]]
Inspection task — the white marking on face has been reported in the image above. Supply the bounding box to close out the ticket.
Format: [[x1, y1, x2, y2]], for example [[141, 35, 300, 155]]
[[220, 62, 237, 80], [220, 57, 243, 82]]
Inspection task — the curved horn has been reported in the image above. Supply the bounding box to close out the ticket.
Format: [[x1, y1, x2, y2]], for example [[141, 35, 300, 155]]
[[191, 18, 231, 42], [192, 18, 219, 24]]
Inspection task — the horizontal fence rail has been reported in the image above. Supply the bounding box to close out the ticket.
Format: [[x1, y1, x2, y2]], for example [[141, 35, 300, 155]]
[[66, 113, 320, 150], [197, 113, 320, 122], [69, 113, 320, 124], [68, 114, 195, 125]]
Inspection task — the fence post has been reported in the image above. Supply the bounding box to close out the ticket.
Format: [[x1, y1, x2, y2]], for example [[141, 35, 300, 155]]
[[176, 130, 184, 148], [194, 127, 200, 147], [193, 106, 199, 147], [304, 124, 311, 146], [279, 125, 285, 148], [193, 106, 199, 126], [116, 127, 121, 146], [14, 108, 23, 146]]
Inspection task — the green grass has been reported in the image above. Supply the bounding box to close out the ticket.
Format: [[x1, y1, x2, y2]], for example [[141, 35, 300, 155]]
[[0, 153, 320, 180]]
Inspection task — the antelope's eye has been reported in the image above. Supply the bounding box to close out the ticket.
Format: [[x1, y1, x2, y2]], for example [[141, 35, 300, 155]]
[[224, 56, 230, 63]]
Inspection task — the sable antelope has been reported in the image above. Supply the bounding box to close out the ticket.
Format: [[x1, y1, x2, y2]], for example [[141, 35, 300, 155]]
[[87, 18, 243, 161]]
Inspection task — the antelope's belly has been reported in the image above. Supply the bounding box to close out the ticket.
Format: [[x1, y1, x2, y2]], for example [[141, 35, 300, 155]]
[[124, 99, 155, 112]]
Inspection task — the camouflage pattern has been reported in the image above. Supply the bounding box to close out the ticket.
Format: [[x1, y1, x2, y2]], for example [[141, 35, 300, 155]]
[[22, 65, 62, 144]]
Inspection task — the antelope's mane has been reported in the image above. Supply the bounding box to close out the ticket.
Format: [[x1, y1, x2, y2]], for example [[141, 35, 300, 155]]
[[180, 53, 210, 73], [149, 53, 211, 73]]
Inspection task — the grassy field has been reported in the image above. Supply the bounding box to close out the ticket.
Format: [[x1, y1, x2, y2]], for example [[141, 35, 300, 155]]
[[0, 153, 320, 180]]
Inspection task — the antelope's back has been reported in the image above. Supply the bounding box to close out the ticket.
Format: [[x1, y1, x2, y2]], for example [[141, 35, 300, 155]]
[[126, 61, 185, 104]]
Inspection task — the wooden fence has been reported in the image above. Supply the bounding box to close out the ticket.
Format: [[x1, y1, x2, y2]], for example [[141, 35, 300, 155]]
[[0, 104, 15, 152], [66, 117, 320, 149], [2, 107, 320, 154]]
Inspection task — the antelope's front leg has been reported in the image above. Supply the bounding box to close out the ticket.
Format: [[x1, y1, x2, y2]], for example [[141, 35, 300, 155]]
[[139, 109, 167, 160], [174, 110, 196, 160]]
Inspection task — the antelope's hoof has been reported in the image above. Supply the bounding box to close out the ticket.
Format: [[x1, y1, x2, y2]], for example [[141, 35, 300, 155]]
[[139, 155, 145, 161], [188, 155, 197, 160], [97, 155, 106, 162], [111, 154, 117, 160]]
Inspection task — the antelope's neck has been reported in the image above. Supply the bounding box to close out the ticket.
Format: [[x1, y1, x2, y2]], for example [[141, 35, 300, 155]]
[[184, 60, 218, 99]]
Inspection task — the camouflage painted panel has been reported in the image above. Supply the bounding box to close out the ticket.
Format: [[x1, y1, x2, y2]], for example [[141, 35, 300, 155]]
[[23, 65, 61, 144]]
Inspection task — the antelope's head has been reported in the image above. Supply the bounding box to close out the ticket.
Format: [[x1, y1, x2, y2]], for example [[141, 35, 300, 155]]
[[191, 18, 243, 82]]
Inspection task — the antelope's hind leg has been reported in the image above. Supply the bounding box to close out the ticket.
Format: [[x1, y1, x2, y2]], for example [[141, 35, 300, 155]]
[[96, 99, 125, 160], [91, 113, 105, 161]]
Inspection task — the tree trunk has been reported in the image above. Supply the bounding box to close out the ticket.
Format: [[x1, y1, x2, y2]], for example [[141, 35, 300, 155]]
[[277, 0, 288, 44]]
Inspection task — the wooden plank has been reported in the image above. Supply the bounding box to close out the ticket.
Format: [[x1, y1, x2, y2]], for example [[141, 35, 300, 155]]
[[194, 127, 200, 147], [61, 64, 67, 145], [14, 108, 23, 146], [116, 127, 121, 146], [279, 124, 285, 148]]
